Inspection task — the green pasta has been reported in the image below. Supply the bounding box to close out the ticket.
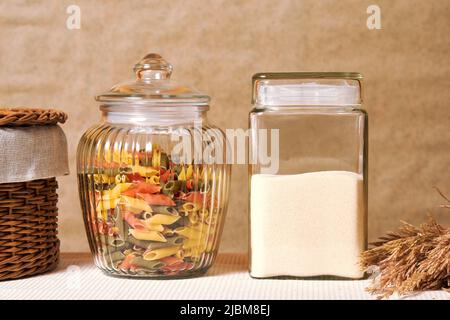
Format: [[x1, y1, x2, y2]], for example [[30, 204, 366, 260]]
[[127, 235, 151, 249], [199, 181, 211, 193], [115, 209, 129, 240], [108, 236, 125, 248], [167, 216, 190, 229], [109, 250, 125, 262], [162, 180, 182, 195], [152, 205, 179, 216], [160, 153, 169, 169], [93, 183, 115, 190]]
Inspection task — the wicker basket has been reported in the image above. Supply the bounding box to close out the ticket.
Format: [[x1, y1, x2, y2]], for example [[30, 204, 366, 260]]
[[0, 108, 67, 281]]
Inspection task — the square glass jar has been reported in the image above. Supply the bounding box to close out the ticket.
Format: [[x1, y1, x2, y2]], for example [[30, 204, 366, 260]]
[[249, 73, 367, 279]]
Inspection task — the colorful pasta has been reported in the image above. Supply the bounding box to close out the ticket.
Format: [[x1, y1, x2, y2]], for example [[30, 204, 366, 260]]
[[142, 222, 165, 232], [132, 256, 166, 270], [109, 250, 125, 262], [174, 226, 204, 239], [182, 239, 208, 251], [145, 213, 180, 225], [120, 195, 153, 213], [83, 145, 226, 277], [108, 236, 126, 248], [129, 229, 166, 242], [146, 235, 185, 249], [143, 246, 180, 261]]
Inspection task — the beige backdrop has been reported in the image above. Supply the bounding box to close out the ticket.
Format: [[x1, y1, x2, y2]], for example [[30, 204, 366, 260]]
[[0, 0, 449, 253]]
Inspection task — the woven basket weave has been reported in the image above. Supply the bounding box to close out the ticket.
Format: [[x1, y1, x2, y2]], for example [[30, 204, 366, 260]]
[[0, 108, 66, 281]]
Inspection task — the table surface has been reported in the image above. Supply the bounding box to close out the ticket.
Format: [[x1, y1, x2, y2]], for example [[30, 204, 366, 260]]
[[0, 253, 448, 300]]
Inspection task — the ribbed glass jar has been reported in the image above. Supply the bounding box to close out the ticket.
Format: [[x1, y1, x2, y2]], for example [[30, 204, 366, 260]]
[[77, 54, 231, 278]]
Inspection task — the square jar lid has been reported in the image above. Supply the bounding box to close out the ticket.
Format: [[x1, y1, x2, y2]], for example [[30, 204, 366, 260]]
[[252, 72, 363, 107]]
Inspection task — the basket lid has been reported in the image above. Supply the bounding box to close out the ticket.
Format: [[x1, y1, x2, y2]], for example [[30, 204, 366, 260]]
[[0, 108, 67, 127], [0, 108, 69, 183]]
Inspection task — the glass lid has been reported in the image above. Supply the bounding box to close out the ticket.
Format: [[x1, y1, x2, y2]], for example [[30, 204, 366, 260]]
[[252, 72, 363, 106], [96, 53, 210, 107]]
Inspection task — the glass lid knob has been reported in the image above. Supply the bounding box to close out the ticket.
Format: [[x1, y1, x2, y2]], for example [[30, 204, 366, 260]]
[[133, 53, 173, 81]]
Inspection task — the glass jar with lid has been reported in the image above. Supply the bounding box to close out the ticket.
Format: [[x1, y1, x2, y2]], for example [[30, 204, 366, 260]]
[[249, 73, 367, 279], [77, 53, 231, 278]]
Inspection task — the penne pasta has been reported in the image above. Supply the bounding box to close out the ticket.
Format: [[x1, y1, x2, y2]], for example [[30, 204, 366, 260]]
[[97, 209, 108, 220], [151, 205, 179, 216], [132, 256, 166, 270], [109, 250, 125, 262], [175, 249, 184, 259], [186, 165, 193, 180], [151, 148, 161, 168], [96, 198, 120, 219], [181, 193, 204, 206], [191, 222, 211, 232], [177, 167, 186, 181], [162, 228, 175, 237], [182, 239, 207, 251], [143, 245, 180, 261], [127, 235, 150, 249], [188, 211, 199, 224], [147, 236, 185, 251], [183, 247, 203, 258], [122, 210, 144, 229], [108, 236, 125, 248], [96, 198, 120, 212], [160, 256, 183, 266], [120, 195, 152, 213], [129, 229, 166, 242], [103, 149, 133, 165], [146, 213, 180, 225], [174, 226, 204, 239], [118, 253, 136, 271], [142, 212, 153, 220], [167, 236, 185, 246], [139, 193, 176, 206], [179, 201, 201, 213], [198, 209, 210, 219], [115, 174, 127, 184], [143, 221, 164, 232], [146, 175, 160, 184], [122, 182, 161, 197], [108, 183, 132, 199], [93, 173, 115, 184], [132, 164, 159, 178], [82, 142, 229, 277], [132, 245, 145, 253]]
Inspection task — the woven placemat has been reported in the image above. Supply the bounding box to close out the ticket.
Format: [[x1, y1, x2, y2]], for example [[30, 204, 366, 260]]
[[0, 108, 67, 126]]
